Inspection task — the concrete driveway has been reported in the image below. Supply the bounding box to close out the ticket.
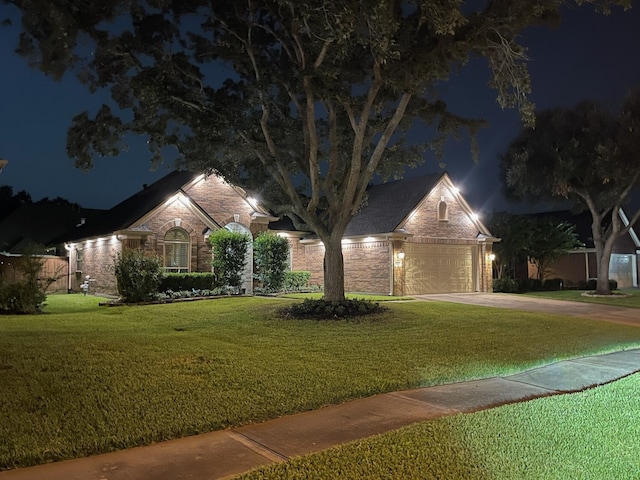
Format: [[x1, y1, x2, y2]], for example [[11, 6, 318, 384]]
[[415, 292, 640, 327]]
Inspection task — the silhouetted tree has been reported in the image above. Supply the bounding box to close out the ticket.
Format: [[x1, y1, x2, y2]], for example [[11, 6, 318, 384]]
[[5, 0, 631, 300], [500, 90, 640, 294]]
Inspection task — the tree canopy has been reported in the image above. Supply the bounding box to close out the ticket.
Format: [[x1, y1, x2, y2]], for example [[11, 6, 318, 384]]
[[500, 89, 640, 294], [489, 212, 582, 283], [4, 0, 632, 300]]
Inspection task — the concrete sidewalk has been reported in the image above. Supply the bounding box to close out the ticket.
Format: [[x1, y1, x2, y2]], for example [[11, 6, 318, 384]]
[[2, 348, 639, 480]]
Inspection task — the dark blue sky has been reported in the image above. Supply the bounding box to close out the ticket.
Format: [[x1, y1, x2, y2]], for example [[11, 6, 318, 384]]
[[1, 4, 640, 216]]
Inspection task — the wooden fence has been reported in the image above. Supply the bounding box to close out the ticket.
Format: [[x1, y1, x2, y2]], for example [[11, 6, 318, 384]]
[[0, 254, 69, 293]]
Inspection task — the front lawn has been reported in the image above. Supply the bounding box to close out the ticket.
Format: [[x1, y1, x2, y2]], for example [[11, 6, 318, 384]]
[[239, 372, 640, 479], [523, 288, 640, 308], [2, 294, 640, 470]]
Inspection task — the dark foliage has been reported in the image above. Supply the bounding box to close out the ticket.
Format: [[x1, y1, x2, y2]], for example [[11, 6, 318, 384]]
[[492, 277, 519, 293], [279, 298, 388, 320], [113, 249, 163, 303], [584, 278, 618, 291], [160, 273, 217, 292]]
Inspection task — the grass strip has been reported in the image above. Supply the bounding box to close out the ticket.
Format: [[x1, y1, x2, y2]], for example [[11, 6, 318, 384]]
[[1, 294, 640, 469], [522, 289, 640, 308], [239, 373, 640, 479]]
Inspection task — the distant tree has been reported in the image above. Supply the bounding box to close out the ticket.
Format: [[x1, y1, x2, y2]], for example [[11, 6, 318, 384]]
[[526, 217, 583, 283], [35, 196, 79, 208], [500, 90, 640, 294], [488, 212, 531, 280], [0, 185, 31, 221], [5, 0, 631, 300]]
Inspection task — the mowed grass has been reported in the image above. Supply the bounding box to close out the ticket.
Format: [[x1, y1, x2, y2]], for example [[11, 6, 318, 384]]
[[239, 373, 640, 480], [523, 288, 640, 308], [2, 294, 640, 469]]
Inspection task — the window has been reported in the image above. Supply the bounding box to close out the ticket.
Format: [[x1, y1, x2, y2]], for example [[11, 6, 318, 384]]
[[164, 228, 190, 272], [437, 200, 448, 221], [75, 248, 83, 272]]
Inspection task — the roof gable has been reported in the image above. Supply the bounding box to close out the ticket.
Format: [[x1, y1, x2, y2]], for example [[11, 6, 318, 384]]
[[344, 173, 443, 236], [60, 170, 200, 242], [344, 172, 491, 238]]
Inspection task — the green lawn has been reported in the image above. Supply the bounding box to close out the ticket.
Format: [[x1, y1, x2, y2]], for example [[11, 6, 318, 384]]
[[522, 288, 640, 308], [1, 294, 640, 470], [239, 373, 640, 479]]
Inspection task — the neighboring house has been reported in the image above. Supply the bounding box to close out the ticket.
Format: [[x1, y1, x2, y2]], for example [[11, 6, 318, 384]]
[[523, 210, 640, 288], [0, 202, 102, 292], [272, 172, 497, 295], [57, 171, 275, 295], [56, 170, 498, 296]]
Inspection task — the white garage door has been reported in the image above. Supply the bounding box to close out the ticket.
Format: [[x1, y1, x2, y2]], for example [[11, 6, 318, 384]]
[[609, 254, 638, 289], [404, 243, 476, 294]]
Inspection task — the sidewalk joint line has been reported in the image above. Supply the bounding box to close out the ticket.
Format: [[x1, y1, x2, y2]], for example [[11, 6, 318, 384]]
[[228, 430, 289, 462]]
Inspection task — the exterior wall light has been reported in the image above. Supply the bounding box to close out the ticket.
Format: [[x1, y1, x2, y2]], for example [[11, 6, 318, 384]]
[[488, 253, 496, 261], [394, 250, 405, 267]]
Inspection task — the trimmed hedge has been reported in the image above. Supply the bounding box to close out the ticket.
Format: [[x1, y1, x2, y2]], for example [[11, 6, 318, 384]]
[[493, 277, 519, 293], [283, 271, 311, 292], [160, 273, 217, 292], [582, 278, 618, 291], [542, 278, 564, 291]]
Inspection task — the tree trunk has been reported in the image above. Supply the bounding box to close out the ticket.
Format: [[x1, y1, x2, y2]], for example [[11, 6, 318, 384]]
[[594, 238, 615, 295], [323, 235, 345, 302]]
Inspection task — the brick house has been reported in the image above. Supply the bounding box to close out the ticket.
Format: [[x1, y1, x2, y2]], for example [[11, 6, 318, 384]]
[[58, 170, 498, 296], [272, 172, 497, 295], [523, 210, 640, 288]]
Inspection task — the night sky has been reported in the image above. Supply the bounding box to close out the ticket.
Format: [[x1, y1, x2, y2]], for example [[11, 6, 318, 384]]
[[1, 4, 639, 217]]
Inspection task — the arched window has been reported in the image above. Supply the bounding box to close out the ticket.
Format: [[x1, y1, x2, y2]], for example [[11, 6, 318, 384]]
[[437, 200, 448, 221], [164, 228, 190, 272]]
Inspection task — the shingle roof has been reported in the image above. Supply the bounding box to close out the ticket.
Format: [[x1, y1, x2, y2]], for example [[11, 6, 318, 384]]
[[268, 173, 445, 237], [344, 173, 444, 236], [58, 170, 198, 243], [0, 203, 102, 253]]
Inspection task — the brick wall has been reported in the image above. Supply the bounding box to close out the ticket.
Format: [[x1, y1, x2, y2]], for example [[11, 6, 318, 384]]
[[184, 175, 256, 229], [142, 200, 212, 273], [343, 241, 390, 294], [69, 236, 122, 295], [402, 182, 479, 241]]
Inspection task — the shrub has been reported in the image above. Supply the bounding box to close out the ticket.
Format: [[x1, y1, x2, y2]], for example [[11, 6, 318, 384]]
[[113, 249, 163, 303], [543, 278, 564, 291], [492, 277, 519, 293], [517, 277, 542, 292], [209, 229, 250, 293], [160, 273, 217, 292], [254, 232, 290, 292], [283, 271, 311, 292], [585, 278, 618, 291], [0, 245, 59, 314], [279, 298, 388, 320], [0, 280, 47, 315]]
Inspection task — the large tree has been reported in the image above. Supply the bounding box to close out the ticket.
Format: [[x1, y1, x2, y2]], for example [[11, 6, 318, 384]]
[[500, 91, 640, 295], [4, 0, 630, 300]]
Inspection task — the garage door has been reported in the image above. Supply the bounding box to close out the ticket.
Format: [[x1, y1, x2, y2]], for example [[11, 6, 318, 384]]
[[404, 243, 476, 294], [609, 254, 638, 289]]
